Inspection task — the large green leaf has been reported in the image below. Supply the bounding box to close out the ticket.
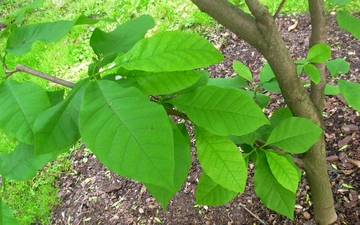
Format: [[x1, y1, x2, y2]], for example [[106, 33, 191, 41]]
[[0, 79, 50, 144], [304, 64, 321, 84], [306, 44, 331, 63], [116, 31, 224, 72], [90, 15, 154, 57], [34, 80, 90, 154], [169, 86, 269, 136], [326, 58, 350, 77], [145, 121, 192, 209], [6, 15, 99, 55], [338, 80, 360, 111], [264, 151, 300, 193], [195, 127, 247, 193], [337, 11, 360, 39], [79, 80, 175, 190], [265, 117, 322, 154], [0, 142, 62, 180], [269, 107, 292, 129], [116, 68, 201, 95], [196, 172, 238, 206], [1, 199, 19, 225], [252, 149, 295, 219]]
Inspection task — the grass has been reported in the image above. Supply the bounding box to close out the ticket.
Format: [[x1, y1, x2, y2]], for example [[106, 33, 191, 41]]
[[1, 0, 360, 224]]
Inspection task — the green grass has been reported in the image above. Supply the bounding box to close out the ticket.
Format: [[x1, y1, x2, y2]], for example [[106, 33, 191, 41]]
[[1, 0, 360, 224]]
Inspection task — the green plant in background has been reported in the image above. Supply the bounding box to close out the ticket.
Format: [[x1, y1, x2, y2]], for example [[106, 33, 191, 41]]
[[1, 0, 360, 225]]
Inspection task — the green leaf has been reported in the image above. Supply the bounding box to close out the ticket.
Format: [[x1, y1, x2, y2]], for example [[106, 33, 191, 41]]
[[145, 121, 192, 209], [265, 151, 300, 193], [328, 0, 351, 5], [116, 68, 201, 95], [1, 199, 19, 225], [306, 44, 331, 63], [34, 80, 90, 154], [269, 108, 293, 129], [169, 86, 269, 136], [46, 89, 65, 107], [195, 127, 247, 193], [260, 78, 281, 93], [296, 65, 304, 75], [0, 142, 63, 180], [238, 90, 270, 108], [196, 172, 238, 206], [337, 11, 360, 39], [0, 80, 50, 144], [90, 15, 154, 57], [228, 132, 256, 146], [6, 15, 99, 55], [5, 0, 44, 25], [233, 60, 252, 82], [304, 64, 321, 84], [207, 76, 248, 89], [265, 117, 322, 154], [324, 84, 340, 95], [116, 31, 224, 72], [338, 80, 360, 111], [79, 80, 175, 190], [326, 58, 350, 77], [260, 64, 281, 93], [253, 149, 295, 219]]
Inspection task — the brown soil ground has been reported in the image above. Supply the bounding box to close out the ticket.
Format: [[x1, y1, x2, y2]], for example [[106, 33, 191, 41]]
[[51, 14, 360, 225]]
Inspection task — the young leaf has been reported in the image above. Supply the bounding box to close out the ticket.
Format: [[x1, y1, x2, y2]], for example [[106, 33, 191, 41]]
[[195, 127, 247, 193], [0, 80, 50, 145], [196, 172, 238, 206], [264, 151, 300, 193], [1, 199, 19, 225], [338, 80, 360, 111], [79, 80, 175, 190], [304, 64, 321, 84], [144, 121, 192, 209], [306, 44, 331, 63], [337, 11, 360, 39], [6, 15, 99, 55], [324, 84, 340, 95], [265, 117, 322, 154], [90, 15, 155, 57], [116, 68, 202, 95], [116, 31, 224, 72], [207, 76, 248, 89], [34, 80, 90, 154], [169, 86, 269, 136], [233, 60, 252, 82], [252, 149, 296, 219], [0, 142, 63, 180], [326, 58, 350, 77]]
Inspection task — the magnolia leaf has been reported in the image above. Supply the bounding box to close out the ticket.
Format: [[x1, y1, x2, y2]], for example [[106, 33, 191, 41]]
[[1, 199, 19, 225], [195, 127, 247, 193], [169, 86, 269, 136], [306, 44, 331, 63], [0, 143, 63, 180], [337, 11, 360, 39], [116, 31, 223, 72], [253, 150, 295, 219], [338, 80, 360, 111], [196, 172, 238, 206], [265, 151, 300, 193], [265, 117, 322, 154], [79, 80, 175, 190], [326, 58, 350, 77], [207, 76, 248, 89], [34, 80, 89, 154], [233, 60, 252, 82], [304, 64, 321, 84], [0, 79, 50, 144], [324, 84, 340, 95]]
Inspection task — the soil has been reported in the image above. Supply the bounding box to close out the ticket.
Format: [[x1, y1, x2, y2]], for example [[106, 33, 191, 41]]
[[50, 14, 360, 225]]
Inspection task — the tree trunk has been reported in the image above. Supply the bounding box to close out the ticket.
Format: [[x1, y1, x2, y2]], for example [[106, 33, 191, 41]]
[[191, 0, 337, 224]]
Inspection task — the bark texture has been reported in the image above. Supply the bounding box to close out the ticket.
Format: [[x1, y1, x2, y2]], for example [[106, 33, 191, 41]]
[[191, 0, 337, 224]]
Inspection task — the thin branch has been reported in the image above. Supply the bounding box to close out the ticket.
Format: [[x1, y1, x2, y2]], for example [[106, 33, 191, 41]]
[[239, 203, 268, 225], [273, 0, 286, 19], [4, 64, 74, 88]]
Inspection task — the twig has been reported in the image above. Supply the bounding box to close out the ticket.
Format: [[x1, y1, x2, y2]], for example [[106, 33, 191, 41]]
[[274, 0, 286, 19], [239, 202, 268, 225], [4, 64, 74, 88]]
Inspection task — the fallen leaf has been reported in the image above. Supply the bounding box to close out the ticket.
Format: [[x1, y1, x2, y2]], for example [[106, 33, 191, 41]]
[[288, 20, 298, 31]]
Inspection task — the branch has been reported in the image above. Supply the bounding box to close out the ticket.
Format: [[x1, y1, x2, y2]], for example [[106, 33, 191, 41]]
[[4, 64, 74, 88], [273, 0, 286, 19]]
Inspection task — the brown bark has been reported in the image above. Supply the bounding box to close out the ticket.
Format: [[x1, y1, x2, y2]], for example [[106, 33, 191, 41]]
[[191, 0, 337, 224]]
